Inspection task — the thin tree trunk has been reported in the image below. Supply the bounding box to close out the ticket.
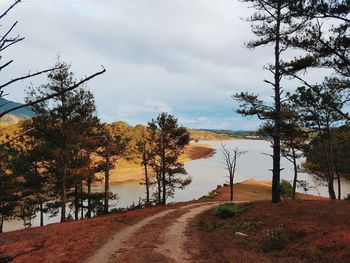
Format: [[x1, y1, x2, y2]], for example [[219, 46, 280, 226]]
[[326, 120, 337, 200], [272, 0, 282, 204], [157, 172, 161, 204], [230, 176, 233, 201], [161, 131, 166, 205], [335, 163, 341, 200], [61, 166, 67, 222], [104, 143, 110, 214], [317, 125, 336, 199], [87, 178, 92, 218], [143, 160, 150, 204], [291, 147, 298, 200], [0, 213, 3, 233], [61, 92, 67, 223], [39, 201, 44, 227], [74, 184, 79, 220], [0, 201, 4, 233], [80, 181, 84, 219]]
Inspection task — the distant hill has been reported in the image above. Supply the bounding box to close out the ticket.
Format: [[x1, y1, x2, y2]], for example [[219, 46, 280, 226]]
[[189, 129, 233, 141], [0, 98, 35, 118], [0, 98, 35, 126], [199, 129, 261, 139]]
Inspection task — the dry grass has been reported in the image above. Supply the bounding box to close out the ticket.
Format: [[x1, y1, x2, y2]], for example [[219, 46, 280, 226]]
[[190, 200, 350, 263], [189, 130, 234, 141]]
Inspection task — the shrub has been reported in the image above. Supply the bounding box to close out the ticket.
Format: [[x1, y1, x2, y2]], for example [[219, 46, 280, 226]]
[[262, 224, 287, 252], [213, 203, 242, 219], [280, 180, 293, 198]]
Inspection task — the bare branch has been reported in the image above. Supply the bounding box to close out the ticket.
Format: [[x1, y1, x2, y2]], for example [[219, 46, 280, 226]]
[[0, 66, 106, 118], [0, 0, 21, 20], [0, 67, 59, 90]]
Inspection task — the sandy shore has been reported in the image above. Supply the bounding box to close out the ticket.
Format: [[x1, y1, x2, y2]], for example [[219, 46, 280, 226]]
[[212, 179, 328, 201], [98, 143, 215, 184]]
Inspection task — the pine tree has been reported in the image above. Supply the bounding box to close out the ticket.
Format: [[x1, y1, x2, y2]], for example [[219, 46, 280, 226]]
[[234, 0, 306, 203], [25, 60, 101, 222], [149, 113, 191, 205]]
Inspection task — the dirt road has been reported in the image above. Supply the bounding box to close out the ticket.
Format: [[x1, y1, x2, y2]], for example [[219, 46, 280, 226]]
[[85, 202, 220, 263]]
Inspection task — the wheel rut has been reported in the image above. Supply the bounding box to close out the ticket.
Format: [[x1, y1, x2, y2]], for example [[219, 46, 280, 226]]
[[85, 202, 220, 263]]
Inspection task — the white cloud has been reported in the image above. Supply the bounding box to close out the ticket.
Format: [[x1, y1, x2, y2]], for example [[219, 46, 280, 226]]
[[115, 100, 172, 118], [0, 0, 309, 130]]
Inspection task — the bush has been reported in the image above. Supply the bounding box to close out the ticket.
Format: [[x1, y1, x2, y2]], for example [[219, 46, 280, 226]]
[[280, 180, 293, 198], [213, 203, 242, 218], [262, 224, 287, 252]]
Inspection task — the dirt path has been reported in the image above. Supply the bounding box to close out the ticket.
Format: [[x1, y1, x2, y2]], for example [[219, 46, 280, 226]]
[[85, 202, 220, 263]]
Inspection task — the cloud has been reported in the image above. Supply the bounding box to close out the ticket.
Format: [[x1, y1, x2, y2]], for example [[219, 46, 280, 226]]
[[0, 0, 303, 130], [115, 100, 172, 118]]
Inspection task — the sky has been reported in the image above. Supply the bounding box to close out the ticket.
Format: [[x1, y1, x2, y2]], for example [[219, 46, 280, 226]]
[[0, 0, 294, 130]]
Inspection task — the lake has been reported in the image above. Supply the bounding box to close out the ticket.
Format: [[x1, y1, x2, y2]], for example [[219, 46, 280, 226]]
[[4, 139, 350, 232]]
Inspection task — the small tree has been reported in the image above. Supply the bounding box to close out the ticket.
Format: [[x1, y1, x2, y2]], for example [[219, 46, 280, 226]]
[[149, 113, 191, 205], [134, 125, 155, 205], [94, 122, 131, 213], [221, 145, 245, 201], [289, 86, 345, 199]]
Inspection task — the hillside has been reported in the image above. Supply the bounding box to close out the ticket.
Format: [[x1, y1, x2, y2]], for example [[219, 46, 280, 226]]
[[0, 98, 35, 118], [189, 129, 234, 141], [0, 114, 25, 126]]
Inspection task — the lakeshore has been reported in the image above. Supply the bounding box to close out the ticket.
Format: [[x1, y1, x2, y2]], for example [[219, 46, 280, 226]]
[[96, 143, 216, 183]]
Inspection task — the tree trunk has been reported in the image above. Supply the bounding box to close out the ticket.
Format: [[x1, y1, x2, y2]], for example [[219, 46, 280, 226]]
[[74, 184, 79, 220], [161, 131, 166, 205], [104, 145, 110, 214], [61, 165, 67, 222], [80, 182, 84, 219], [335, 162, 341, 200], [272, 0, 282, 204], [157, 172, 162, 204], [39, 201, 44, 227], [230, 176, 233, 201], [143, 159, 150, 204], [291, 147, 298, 200], [87, 178, 92, 218], [317, 125, 336, 199], [0, 201, 4, 233], [0, 213, 3, 233]]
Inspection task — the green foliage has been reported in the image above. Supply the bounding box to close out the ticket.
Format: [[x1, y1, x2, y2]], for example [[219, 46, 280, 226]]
[[213, 203, 242, 219], [280, 180, 293, 198]]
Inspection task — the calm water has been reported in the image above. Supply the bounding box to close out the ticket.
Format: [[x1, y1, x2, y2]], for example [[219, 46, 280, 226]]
[[5, 140, 350, 232]]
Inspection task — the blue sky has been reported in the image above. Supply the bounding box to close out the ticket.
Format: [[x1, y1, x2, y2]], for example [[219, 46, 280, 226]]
[[0, 0, 302, 130]]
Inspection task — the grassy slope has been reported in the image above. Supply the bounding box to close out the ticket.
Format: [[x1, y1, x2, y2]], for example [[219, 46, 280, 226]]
[[189, 129, 234, 141], [191, 200, 350, 263]]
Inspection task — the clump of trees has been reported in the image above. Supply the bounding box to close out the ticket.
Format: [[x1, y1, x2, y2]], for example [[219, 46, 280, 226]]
[[235, 0, 349, 202], [0, 95, 192, 231], [0, 1, 105, 232]]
